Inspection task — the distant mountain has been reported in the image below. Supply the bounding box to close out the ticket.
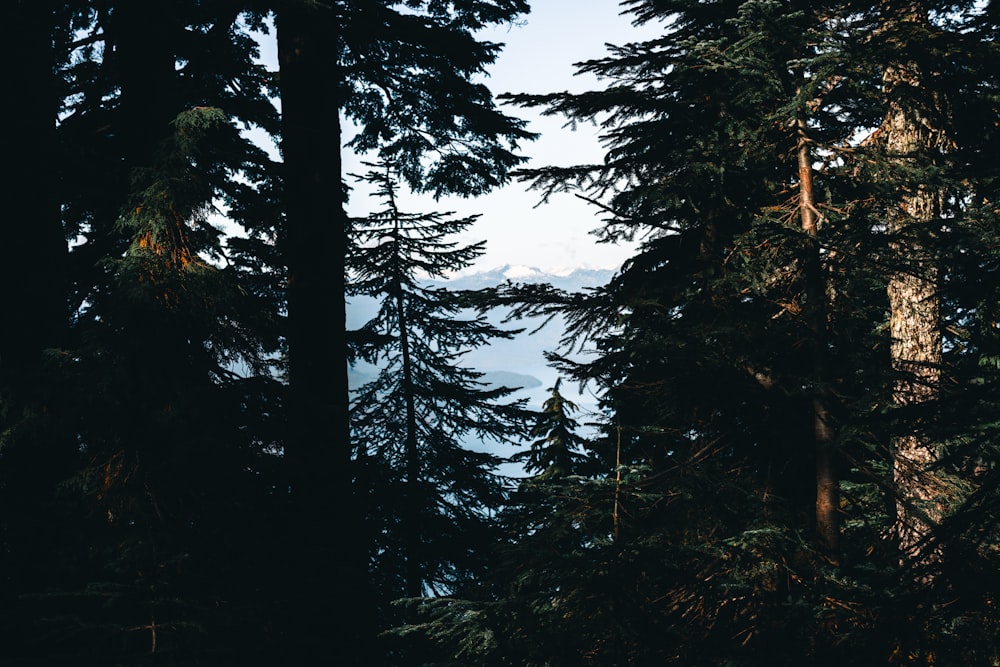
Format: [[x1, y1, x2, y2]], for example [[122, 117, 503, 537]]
[[435, 265, 612, 397], [429, 264, 614, 292], [348, 367, 543, 393], [347, 265, 615, 465], [482, 370, 544, 391], [347, 264, 613, 333]]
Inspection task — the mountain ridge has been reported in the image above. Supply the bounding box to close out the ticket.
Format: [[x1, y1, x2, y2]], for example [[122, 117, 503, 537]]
[[348, 264, 612, 471], [425, 263, 615, 291]]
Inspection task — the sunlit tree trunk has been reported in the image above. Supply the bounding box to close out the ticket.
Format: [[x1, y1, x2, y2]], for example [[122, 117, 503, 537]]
[[797, 116, 839, 555], [880, 2, 948, 568]]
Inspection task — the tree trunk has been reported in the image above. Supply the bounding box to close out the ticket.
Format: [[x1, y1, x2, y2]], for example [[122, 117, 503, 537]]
[[278, 1, 366, 662], [797, 117, 840, 556], [880, 3, 948, 568], [114, 1, 179, 165], [0, 0, 70, 598], [2, 1, 65, 381], [395, 262, 423, 598]]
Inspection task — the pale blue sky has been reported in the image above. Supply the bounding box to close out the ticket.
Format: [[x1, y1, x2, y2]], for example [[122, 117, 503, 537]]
[[341, 1, 662, 276]]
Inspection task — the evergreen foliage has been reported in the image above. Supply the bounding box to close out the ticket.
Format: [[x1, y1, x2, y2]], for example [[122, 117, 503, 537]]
[[5, 1, 1000, 665], [396, 1, 1000, 665], [23, 105, 282, 665], [348, 162, 531, 606], [513, 379, 592, 479], [4, 4, 287, 664], [273, 2, 532, 663]]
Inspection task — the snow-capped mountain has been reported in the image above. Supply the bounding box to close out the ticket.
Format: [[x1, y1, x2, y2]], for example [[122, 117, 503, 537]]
[[347, 265, 616, 460], [434, 263, 615, 292], [427, 265, 611, 402]]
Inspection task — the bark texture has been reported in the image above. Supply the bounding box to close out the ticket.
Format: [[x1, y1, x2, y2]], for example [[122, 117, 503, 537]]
[[798, 117, 839, 555], [880, 7, 950, 565]]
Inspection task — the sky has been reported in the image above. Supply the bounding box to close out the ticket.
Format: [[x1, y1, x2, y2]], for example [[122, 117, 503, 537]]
[[241, 2, 661, 276], [337, 1, 662, 276]]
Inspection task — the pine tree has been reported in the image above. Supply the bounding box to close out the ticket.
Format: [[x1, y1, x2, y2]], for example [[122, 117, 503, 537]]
[[0, 2, 74, 654], [399, 1, 1000, 664], [876, 0, 950, 572], [2, 1, 533, 662], [273, 2, 532, 662], [513, 378, 591, 479], [849, 1, 1000, 658], [52, 106, 282, 664], [504, 0, 870, 556], [348, 161, 530, 608], [401, 1, 870, 661], [1, 1, 66, 385], [1, 4, 287, 662], [8, 1, 1000, 664]]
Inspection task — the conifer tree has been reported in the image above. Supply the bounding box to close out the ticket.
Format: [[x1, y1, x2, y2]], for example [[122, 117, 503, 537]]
[[3, 1, 533, 662], [399, 1, 1000, 664], [1, 1, 65, 384], [273, 2, 532, 661], [847, 1, 1000, 657], [49, 106, 282, 664], [0, 0, 530, 662], [348, 162, 529, 606], [0, 1, 74, 645], [504, 0, 869, 555], [1, 3, 286, 662], [876, 0, 950, 570], [8, 1, 1000, 664], [513, 378, 591, 479]]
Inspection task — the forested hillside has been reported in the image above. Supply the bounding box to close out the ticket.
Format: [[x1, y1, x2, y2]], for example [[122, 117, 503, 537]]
[[2, 1, 1000, 666]]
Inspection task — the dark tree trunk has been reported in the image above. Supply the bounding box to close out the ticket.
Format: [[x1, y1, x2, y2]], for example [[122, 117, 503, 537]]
[[0, 0, 70, 598], [380, 187, 424, 599], [277, 2, 367, 663], [114, 1, 179, 166], [3, 2, 65, 373], [394, 261, 423, 599]]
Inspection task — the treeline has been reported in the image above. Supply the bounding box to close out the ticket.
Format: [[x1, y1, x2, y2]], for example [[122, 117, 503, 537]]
[[3, 1, 1000, 666]]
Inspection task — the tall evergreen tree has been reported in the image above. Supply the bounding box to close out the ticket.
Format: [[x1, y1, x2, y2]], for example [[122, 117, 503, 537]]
[[397, 1, 1000, 664], [348, 162, 529, 605], [0, 1, 74, 645], [513, 378, 591, 480], [273, 2, 532, 662], [1, 3, 287, 662], [848, 1, 1000, 657], [399, 2, 874, 662], [1, 1, 66, 383], [876, 0, 950, 570], [8, 1, 1000, 664], [272, 5, 358, 661], [3, 1, 534, 662], [503, 0, 871, 556]]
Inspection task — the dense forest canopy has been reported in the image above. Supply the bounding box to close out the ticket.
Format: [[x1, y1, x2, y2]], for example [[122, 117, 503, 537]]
[[2, 1, 1000, 665]]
